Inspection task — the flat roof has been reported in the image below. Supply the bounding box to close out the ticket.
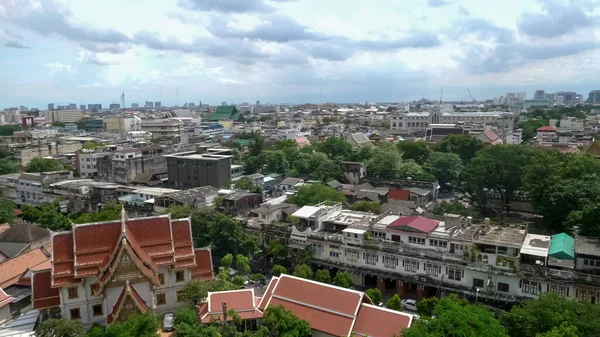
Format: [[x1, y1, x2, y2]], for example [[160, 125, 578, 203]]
[[575, 234, 600, 256], [520, 233, 551, 257], [342, 228, 366, 235], [292, 206, 321, 219]]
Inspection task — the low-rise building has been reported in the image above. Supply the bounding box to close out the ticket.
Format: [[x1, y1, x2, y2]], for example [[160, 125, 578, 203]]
[[97, 145, 167, 185], [31, 213, 214, 327], [342, 162, 366, 185], [535, 126, 557, 142], [15, 171, 73, 206], [140, 119, 185, 139], [153, 186, 219, 214], [165, 151, 232, 189]]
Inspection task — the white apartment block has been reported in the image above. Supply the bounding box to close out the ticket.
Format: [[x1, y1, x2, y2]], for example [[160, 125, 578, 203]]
[[390, 107, 513, 133]]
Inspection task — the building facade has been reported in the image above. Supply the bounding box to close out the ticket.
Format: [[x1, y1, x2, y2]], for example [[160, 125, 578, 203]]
[[140, 119, 184, 139], [45, 110, 83, 123], [31, 213, 214, 327], [97, 145, 167, 184], [165, 151, 232, 189], [390, 108, 512, 133]]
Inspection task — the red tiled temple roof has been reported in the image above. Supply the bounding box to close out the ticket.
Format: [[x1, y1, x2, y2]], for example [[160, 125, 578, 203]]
[[191, 248, 213, 281], [107, 281, 149, 325], [32, 270, 60, 310]]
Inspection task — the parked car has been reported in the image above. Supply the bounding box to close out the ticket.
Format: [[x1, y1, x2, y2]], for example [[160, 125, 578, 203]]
[[163, 312, 174, 332], [401, 299, 418, 312]]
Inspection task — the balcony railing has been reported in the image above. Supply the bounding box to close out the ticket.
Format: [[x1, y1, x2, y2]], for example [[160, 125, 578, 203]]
[[547, 268, 574, 280]]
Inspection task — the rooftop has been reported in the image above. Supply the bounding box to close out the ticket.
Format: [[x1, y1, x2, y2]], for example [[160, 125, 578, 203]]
[[158, 186, 219, 204], [521, 233, 551, 258], [574, 234, 600, 256], [472, 225, 527, 248], [387, 216, 439, 233], [292, 206, 321, 219]]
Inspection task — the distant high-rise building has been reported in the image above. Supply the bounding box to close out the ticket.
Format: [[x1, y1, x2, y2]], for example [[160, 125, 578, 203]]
[[132, 103, 139, 109], [588, 90, 600, 104], [221, 101, 227, 106], [555, 91, 577, 104], [19, 105, 28, 111], [154, 101, 161, 109], [109, 103, 120, 110], [533, 90, 546, 100], [48, 103, 54, 110], [80, 105, 86, 110], [188, 103, 195, 108], [68, 103, 77, 110], [57, 105, 66, 110], [145, 101, 153, 108], [87, 104, 102, 110], [516, 93, 526, 103]]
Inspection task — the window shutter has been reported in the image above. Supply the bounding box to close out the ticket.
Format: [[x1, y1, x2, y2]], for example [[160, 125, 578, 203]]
[[439, 266, 441, 273], [417, 262, 420, 270], [445, 267, 448, 274]]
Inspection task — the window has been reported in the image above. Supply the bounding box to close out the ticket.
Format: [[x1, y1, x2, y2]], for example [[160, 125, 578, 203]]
[[522, 280, 538, 295], [429, 240, 448, 248], [549, 284, 569, 297], [497, 246, 508, 255], [372, 232, 386, 240], [329, 250, 340, 258], [447, 267, 463, 281], [159, 273, 165, 285], [68, 287, 79, 299], [346, 249, 359, 261], [70, 308, 81, 320], [176, 271, 185, 282], [311, 244, 323, 255], [383, 256, 398, 269], [157, 293, 166, 305], [409, 237, 425, 245], [404, 259, 418, 273], [473, 278, 484, 288], [177, 291, 184, 302], [497, 282, 510, 293], [425, 263, 440, 276], [584, 259, 589, 266], [93, 304, 103, 316], [364, 252, 378, 265]]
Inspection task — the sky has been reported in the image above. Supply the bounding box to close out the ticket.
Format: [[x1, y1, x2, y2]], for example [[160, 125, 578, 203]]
[[1, 0, 600, 108]]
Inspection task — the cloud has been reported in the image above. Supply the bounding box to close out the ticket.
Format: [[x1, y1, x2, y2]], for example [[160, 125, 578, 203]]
[[46, 62, 74, 74], [518, 0, 596, 38], [4, 41, 29, 48], [428, 0, 452, 7], [178, 0, 275, 13]]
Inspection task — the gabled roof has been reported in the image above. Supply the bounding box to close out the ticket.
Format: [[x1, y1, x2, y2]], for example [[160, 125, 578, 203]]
[[327, 180, 342, 189], [51, 214, 198, 288], [191, 248, 214, 281], [279, 177, 303, 186], [295, 136, 311, 147], [210, 106, 240, 121], [477, 130, 503, 145], [200, 289, 263, 324], [387, 216, 439, 233], [536, 126, 556, 131], [0, 248, 50, 288], [549, 233, 575, 260], [353, 303, 413, 337], [584, 141, 600, 158], [32, 270, 60, 310], [107, 281, 149, 325]]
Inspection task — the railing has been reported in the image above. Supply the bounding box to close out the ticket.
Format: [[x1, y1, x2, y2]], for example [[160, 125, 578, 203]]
[[547, 268, 574, 280], [574, 271, 600, 285]]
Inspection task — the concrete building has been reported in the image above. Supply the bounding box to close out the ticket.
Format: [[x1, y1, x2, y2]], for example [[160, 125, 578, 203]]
[[524, 99, 551, 109], [96, 145, 167, 185], [45, 110, 83, 123], [165, 151, 232, 189], [390, 107, 512, 133], [75, 149, 107, 178], [588, 90, 600, 104], [140, 119, 184, 139], [342, 162, 367, 185], [109, 103, 120, 110], [45, 179, 121, 213], [47, 103, 54, 110], [31, 213, 215, 327], [11, 142, 82, 167], [533, 90, 546, 100], [104, 116, 142, 134], [14, 171, 73, 206]]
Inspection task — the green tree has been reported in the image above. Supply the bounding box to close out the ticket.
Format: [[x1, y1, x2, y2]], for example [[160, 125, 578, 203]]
[[424, 152, 463, 190], [164, 205, 194, 218], [37, 203, 71, 230], [243, 156, 261, 175], [519, 119, 548, 142], [178, 276, 238, 305], [318, 136, 353, 160], [385, 294, 402, 311], [397, 141, 430, 164], [501, 293, 600, 337], [0, 124, 21, 136], [351, 201, 381, 214], [333, 271, 353, 288], [435, 134, 485, 163], [248, 133, 266, 157], [235, 254, 251, 275], [536, 323, 579, 337], [21, 204, 44, 223], [234, 177, 263, 194], [293, 152, 342, 182], [314, 269, 331, 283], [431, 201, 470, 216], [367, 145, 402, 179], [255, 306, 311, 337], [220, 254, 234, 268], [404, 295, 508, 337], [260, 150, 290, 174], [27, 157, 64, 172], [102, 311, 159, 337], [36, 318, 86, 337], [461, 145, 531, 219], [0, 199, 16, 224], [72, 201, 122, 224], [0, 158, 19, 175], [293, 264, 313, 279], [397, 160, 433, 181], [416, 297, 439, 317], [365, 288, 382, 305], [272, 264, 287, 276], [250, 273, 265, 283], [292, 246, 313, 266], [175, 308, 198, 326], [287, 184, 345, 207]]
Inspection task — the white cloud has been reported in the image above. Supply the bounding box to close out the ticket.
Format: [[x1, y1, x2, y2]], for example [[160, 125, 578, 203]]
[[46, 62, 74, 74]]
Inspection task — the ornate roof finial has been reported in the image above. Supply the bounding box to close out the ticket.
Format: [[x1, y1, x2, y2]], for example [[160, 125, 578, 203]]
[[121, 204, 127, 234]]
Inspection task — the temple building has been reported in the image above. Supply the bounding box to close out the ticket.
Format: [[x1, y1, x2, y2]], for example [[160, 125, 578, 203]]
[[31, 212, 213, 327]]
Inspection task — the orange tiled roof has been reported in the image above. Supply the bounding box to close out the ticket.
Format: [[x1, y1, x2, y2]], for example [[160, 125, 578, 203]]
[[0, 224, 10, 235], [353, 303, 413, 337], [0, 248, 50, 288], [200, 289, 262, 324], [191, 249, 213, 281]]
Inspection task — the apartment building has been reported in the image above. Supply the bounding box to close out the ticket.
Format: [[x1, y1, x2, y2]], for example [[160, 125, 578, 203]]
[[276, 203, 600, 305], [11, 142, 82, 167], [75, 149, 107, 178], [165, 151, 232, 189], [45, 110, 83, 123], [96, 145, 167, 184], [104, 116, 141, 134], [140, 119, 184, 139], [13, 171, 72, 206], [45, 179, 121, 213], [31, 213, 214, 327]]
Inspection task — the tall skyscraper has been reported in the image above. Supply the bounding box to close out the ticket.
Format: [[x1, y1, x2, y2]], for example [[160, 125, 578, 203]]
[[68, 103, 77, 110], [48, 103, 54, 110], [533, 90, 546, 100], [80, 105, 86, 110], [588, 90, 600, 104], [154, 101, 161, 109], [132, 103, 139, 109]]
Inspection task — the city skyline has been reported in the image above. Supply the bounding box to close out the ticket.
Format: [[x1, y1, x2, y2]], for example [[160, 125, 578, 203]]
[[1, 0, 600, 107]]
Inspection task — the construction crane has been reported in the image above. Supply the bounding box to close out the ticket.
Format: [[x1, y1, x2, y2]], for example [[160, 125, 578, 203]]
[[467, 88, 475, 102]]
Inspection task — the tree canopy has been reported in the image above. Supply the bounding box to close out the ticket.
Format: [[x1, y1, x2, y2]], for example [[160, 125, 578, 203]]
[[0, 199, 16, 225], [27, 157, 65, 172], [332, 271, 352, 288], [36, 318, 86, 337], [292, 264, 313, 279], [287, 184, 345, 207], [385, 293, 402, 311], [351, 200, 381, 214], [435, 134, 485, 163], [397, 141, 430, 164], [365, 288, 382, 305], [314, 269, 331, 283], [0, 158, 19, 175]]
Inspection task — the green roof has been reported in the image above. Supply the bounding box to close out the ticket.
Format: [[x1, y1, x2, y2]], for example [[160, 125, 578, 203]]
[[232, 139, 250, 146], [209, 106, 239, 121], [549, 233, 575, 260]]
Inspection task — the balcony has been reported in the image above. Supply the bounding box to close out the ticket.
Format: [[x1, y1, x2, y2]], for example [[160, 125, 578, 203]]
[[547, 268, 574, 280]]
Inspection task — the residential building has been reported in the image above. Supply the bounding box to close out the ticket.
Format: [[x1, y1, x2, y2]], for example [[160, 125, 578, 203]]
[[153, 186, 219, 214], [15, 171, 73, 206], [476, 129, 503, 146], [45, 110, 83, 123], [342, 162, 366, 185], [505, 129, 523, 145], [104, 116, 142, 135], [535, 126, 557, 142], [45, 179, 121, 213], [11, 142, 82, 167], [346, 132, 372, 148], [277, 177, 304, 195], [96, 145, 168, 185], [194, 123, 224, 137], [0, 223, 51, 259], [75, 149, 106, 178], [165, 151, 232, 189], [253, 203, 298, 224], [118, 187, 179, 217], [140, 119, 185, 139], [220, 192, 263, 216], [31, 213, 215, 327], [209, 106, 243, 122]]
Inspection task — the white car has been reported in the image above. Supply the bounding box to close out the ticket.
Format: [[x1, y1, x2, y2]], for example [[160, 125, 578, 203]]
[[401, 299, 418, 312]]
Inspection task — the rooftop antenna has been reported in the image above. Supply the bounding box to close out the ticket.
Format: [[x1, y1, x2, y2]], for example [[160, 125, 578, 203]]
[[176, 86, 179, 107], [159, 85, 162, 103], [440, 87, 444, 104], [120, 92, 125, 109]]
